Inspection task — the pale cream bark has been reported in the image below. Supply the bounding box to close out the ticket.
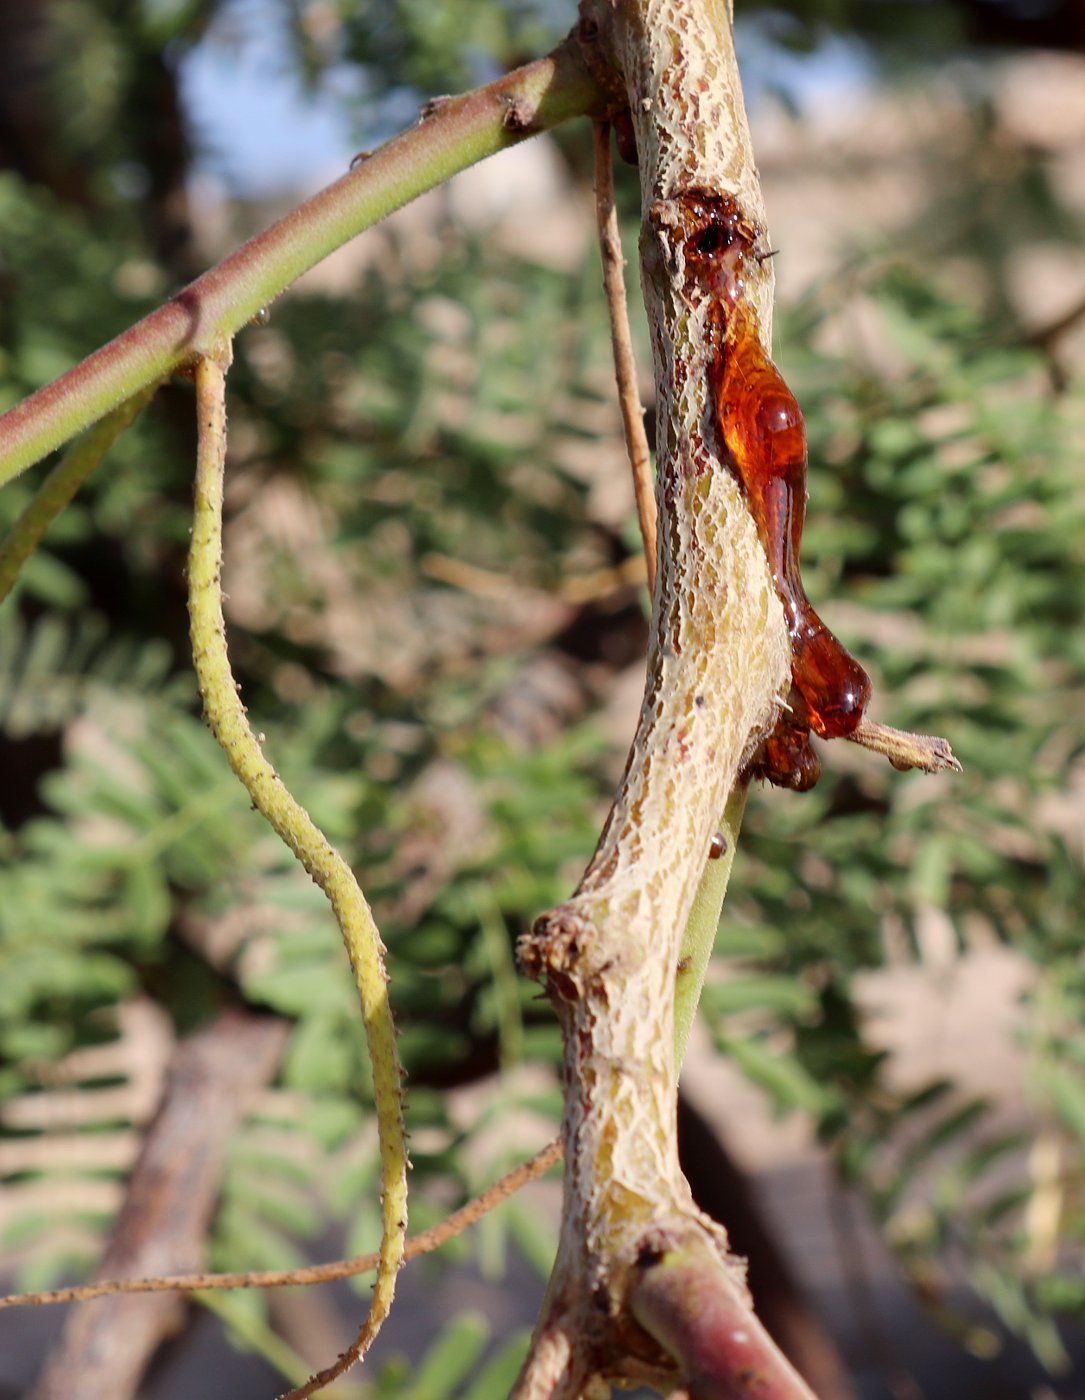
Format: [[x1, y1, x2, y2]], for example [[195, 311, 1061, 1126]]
[[515, 3, 812, 1398]]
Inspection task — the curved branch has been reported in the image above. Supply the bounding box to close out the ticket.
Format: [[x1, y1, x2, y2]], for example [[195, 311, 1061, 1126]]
[[188, 355, 407, 1398]]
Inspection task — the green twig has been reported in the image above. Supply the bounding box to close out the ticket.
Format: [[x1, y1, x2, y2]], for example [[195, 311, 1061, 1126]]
[[673, 785, 748, 1068], [0, 36, 604, 488]]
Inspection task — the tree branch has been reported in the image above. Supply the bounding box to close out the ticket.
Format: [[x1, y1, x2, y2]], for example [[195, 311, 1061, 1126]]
[[592, 119, 657, 594], [674, 787, 748, 1066], [627, 1231, 817, 1400], [0, 35, 608, 488], [27, 1010, 288, 1400], [849, 718, 962, 774], [0, 384, 159, 604], [514, 1, 802, 1396]]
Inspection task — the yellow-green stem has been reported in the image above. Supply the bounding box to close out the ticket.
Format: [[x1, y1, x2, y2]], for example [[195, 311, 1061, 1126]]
[[674, 785, 747, 1067], [187, 355, 407, 1397]]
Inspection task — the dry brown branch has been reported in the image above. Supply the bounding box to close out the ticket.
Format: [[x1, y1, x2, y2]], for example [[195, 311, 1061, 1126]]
[[0, 1140, 562, 1312], [849, 719, 962, 774], [26, 1010, 288, 1400], [592, 118, 658, 595], [422, 549, 646, 604]]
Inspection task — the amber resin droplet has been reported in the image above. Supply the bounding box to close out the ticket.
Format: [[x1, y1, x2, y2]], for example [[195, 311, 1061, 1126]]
[[675, 191, 871, 790]]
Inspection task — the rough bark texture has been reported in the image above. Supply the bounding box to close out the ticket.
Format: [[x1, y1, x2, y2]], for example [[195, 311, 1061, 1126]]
[[28, 1009, 288, 1400], [515, 2, 807, 1397]]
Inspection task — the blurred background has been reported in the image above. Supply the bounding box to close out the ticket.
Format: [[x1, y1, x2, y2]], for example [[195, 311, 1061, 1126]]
[[1, 1, 1084, 1396]]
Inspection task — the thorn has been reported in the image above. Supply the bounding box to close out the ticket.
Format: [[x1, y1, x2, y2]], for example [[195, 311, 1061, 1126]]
[[756, 248, 780, 263]]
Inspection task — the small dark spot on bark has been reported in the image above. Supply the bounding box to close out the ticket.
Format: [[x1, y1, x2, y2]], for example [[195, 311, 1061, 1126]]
[[501, 94, 538, 134], [636, 1238, 666, 1269], [614, 108, 638, 165], [419, 95, 452, 121]]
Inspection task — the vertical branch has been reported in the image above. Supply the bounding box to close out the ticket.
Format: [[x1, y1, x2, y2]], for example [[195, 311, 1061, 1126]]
[[523, 0, 790, 1295], [516, 2, 806, 1397], [187, 355, 408, 1398], [673, 785, 747, 1066], [592, 119, 658, 595]]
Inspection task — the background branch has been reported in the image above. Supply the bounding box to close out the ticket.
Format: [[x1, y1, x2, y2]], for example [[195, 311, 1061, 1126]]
[[592, 119, 658, 594], [27, 1010, 288, 1400]]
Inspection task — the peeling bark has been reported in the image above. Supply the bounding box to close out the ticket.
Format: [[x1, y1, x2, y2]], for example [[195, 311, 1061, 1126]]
[[514, 2, 810, 1397]]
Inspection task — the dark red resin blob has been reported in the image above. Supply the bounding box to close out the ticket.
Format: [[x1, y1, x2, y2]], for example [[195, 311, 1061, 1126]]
[[673, 191, 870, 789], [712, 324, 870, 788]]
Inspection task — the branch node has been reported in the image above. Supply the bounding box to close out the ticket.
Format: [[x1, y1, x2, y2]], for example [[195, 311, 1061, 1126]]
[[518, 909, 596, 996]]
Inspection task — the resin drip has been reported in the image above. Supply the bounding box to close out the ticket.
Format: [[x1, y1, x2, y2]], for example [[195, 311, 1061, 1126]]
[[676, 192, 871, 789]]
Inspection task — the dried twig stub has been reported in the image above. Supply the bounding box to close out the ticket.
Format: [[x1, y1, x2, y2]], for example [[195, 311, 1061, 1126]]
[[850, 719, 962, 774]]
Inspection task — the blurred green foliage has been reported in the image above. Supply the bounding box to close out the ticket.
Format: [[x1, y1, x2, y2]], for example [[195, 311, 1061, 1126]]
[[1, 0, 1084, 1392]]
